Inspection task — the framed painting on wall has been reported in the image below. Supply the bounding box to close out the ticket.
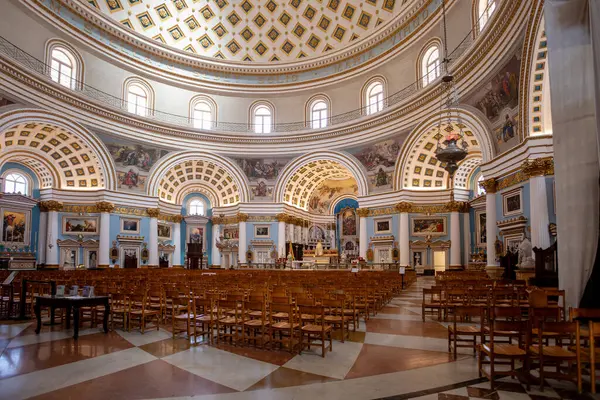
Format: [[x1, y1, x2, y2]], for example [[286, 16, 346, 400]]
[[340, 208, 357, 236], [476, 210, 487, 246], [188, 226, 204, 245], [374, 218, 391, 234], [502, 188, 523, 217], [1, 209, 29, 243], [120, 217, 140, 234], [63, 216, 99, 235], [158, 223, 172, 239], [222, 226, 239, 239], [503, 233, 525, 254], [255, 225, 270, 238], [411, 216, 447, 236]]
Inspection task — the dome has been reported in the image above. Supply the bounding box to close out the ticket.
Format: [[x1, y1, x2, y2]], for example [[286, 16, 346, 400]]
[[92, 0, 408, 62]]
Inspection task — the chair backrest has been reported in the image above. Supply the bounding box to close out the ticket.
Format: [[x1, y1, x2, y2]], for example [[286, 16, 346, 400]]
[[490, 320, 527, 344], [569, 307, 600, 321], [491, 306, 521, 320], [530, 306, 561, 324], [298, 305, 325, 325], [528, 289, 548, 308]]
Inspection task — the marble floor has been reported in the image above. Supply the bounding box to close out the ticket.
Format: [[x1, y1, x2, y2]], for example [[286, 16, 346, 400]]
[[0, 278, 593, 400]]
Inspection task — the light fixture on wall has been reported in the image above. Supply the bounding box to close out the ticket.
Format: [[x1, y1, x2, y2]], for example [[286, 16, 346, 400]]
[[434, 0, 469, 182]]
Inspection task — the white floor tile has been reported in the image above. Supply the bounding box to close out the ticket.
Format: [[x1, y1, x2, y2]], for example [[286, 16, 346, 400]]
[[364, 332, 475, 355], [162, 345, 279, 391], [372, 314, 424, 321], [115, 327, 172, 346], [283, 340, 363, 379], [7, 327, 98, 348], [0, 347, 156, 400], [0, 322, 32, 340]]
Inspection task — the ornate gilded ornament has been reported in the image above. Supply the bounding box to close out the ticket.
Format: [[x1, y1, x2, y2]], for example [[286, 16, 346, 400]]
[[521, 157, 554, 178], [445, 200, 468, 213], [212, 216, 223, 225], [480, 178, 498, 194], [236, 212, 249, 223], [356, 208, 370, 218], [40, 200, 63, 212], [95, 201, 115, 213], [146, 208, 161, 218], [275, 213, 289, 223], [395, 202, 413, 213]]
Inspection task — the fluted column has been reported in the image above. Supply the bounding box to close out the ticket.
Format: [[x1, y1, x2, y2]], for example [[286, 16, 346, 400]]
[[37, 202, 48, 265], [276, 214, 287, 258], [463, 210, 471, 266], [396, 202, 412, 267], [288, 221, 294, 243], [357, 208, 369, 259], [172, 216, 182, 267], [212, 219, 221, 266], [147, 208, 160, 267], [44, 201, 62, 268], [96, 202, 115, 268], [481, 179, 499, 267], [238, 213, 248, 264], [523, 158, 553, 253]]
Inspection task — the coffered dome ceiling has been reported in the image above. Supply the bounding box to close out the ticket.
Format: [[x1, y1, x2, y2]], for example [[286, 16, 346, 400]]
[[91, 0, 407, 62]]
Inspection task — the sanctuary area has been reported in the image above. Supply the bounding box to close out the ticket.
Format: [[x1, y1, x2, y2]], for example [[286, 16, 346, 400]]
[[0, 0, 598, 399]]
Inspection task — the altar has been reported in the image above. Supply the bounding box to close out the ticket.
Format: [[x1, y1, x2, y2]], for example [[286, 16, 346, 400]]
[[303, 249, 338, 265]]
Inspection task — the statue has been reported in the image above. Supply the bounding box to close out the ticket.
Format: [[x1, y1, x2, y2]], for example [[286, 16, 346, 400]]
[[494, 236, 504, 259], [517, 237, 535, 268], [315, 240, 324, 256]]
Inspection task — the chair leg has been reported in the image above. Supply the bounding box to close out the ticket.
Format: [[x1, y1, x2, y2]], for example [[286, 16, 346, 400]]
[[477, 348, 482, 378]]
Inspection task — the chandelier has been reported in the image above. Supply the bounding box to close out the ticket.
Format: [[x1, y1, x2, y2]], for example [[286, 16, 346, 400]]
[[434, 0, 469, 180]]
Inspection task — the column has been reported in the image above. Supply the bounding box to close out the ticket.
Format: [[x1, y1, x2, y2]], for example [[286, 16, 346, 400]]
[[523, 159, 552, 252], [357, 208, 369, 259], [44, 201, 62, 268], [463, 210, 471, 266], [37, 202, 48, 265], [276, 214, 287, 258], [96, 202, 114, 268], [172, 216, 182, 267], [303, 223, 309, 245], [288, 221, 294, 243], [212, 218, 221, 266], [481, 179, 499, 267], [396, 202, 412, 267], [147, 208, 160, 267], [329, 223, 336, 249], [238, 213, 248, 264], [449, 210, 461, 268]]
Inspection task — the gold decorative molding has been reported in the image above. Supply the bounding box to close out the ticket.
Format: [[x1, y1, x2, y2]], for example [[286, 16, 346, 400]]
[[160, 214, 183, 223], [356, 208, 370, 218], [445, 200, 469, 213], [40, 200, 63, 212], [211, 216, 224, 225], [395, 202, 413, 213], [236, 213, 249, 223], [275, 213, 289, 223], [146, 208, 161, 218], [521, 157, 554, 178], [496, 171, 528, 191], [480, 178, 498, 194], [95, 201, 115, 213], [113, 206, 149, 217]]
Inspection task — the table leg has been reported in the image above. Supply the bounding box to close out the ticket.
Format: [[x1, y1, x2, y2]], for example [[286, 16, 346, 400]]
[[34, 300, 42, 334], [103, 302, 110, 333], [65, 305, 71, 329], [73, 305, 80, 340], [50, 306, 55, 324]]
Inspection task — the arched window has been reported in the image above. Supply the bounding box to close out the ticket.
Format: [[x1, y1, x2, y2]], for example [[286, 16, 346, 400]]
[[476, 174, 485, 196], [478, 0, 496, 31], [253, 105, 273, 134], [310, 100, 328, 129], [193, 101, 213, 130], [366, 82, 384, 115], [4, 173, 27, 194], [189, 199, 205, 216], [421, 45, 441, 87], [127, 83, 149, 117], [50, 48, 77, 89]]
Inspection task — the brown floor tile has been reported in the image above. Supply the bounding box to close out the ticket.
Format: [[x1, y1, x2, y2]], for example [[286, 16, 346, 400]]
[[331, 330, 366, 343], [138, 337, 192, 358], [438, 394, 470, 400], [0, 331, 133, 379], [247, 366, 338, 390], [366, 319, 448, 338], [380, 306, 420, 315], [215, 343, 294, 366], [345, 344, 457, 379], [30, 359, 236, 400], [494, 381, 527, 393], [466, 386, 500, 399]]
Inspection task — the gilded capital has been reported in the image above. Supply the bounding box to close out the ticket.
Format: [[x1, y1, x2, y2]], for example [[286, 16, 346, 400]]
[[395, 202, 413, 213], [172, 215, 184, 223], [96, 201, 115, 213], [146, 208, 160, 218], [480, 178, 497, 194], [275, 213, 289, 223], [522, 157, 554, 178], [445, 200, 468, 213], [40, 200, 63, 212], [356, 208, 370, 218], [236, 212, 249, 223], [212, 216, 223, 225]]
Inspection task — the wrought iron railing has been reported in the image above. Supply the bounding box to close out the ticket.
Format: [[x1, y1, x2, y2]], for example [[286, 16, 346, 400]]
[[0, 3, 492, 135]]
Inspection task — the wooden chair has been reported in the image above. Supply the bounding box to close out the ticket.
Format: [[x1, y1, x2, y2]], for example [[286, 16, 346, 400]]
[[192, 297, 214, 344], [299, 305, 332, 358], [322, 297, 348, 343], [527, 320, 581, 393], [586, 321, 600, 393], [478, 318, 528, 390], [171, 296, 192, 339], [216, 299, 243, 345], [422, 288, 443, 322], [242, 300, 270, 348], [269, 302, 299, 353], [109, 293, 128, 331], [448, 305, 485, 360], [484, 306, 522, 345], [128, 293, 160, 334]]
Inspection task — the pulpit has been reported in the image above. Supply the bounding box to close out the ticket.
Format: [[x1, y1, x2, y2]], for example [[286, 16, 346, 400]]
[[531, 241, 558, 287], [186, 242, 203, 270]]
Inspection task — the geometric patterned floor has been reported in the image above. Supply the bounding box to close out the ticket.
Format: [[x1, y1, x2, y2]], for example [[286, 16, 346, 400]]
[[0, 277, 596, 400]]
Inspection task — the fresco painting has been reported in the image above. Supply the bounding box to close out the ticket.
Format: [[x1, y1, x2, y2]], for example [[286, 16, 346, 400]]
[[351, 136, 406, 191], [308, 178, 358, 214]]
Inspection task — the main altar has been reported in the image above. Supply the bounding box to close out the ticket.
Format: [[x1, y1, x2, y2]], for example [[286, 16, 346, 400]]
[[303, 249, 339, 266]]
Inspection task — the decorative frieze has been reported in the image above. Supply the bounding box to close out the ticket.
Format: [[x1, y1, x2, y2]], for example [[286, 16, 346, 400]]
[[40, 200, 63, 212], [236, 212, 249, 222], [496, 171, 528, 191], [522, 157, 554, 178], [395, 202, 413, 213], [356, 208, 370, 218], [146, 208, 161, 218], [95, 201, 115, 213]]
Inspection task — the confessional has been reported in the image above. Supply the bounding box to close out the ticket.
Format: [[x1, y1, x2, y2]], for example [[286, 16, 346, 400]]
[[123, 252, 138, 269], [531, 241, 558, 287]]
